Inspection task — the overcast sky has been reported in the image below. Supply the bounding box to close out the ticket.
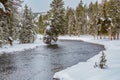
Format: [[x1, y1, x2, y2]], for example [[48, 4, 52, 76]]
[[22, 0, 101, 12]]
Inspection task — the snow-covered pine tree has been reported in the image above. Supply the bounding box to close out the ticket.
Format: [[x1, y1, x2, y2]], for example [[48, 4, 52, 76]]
[[94, 51, 107, 69], [49, 0, 65, 36], [37, 15, 45, 34], [19, 5, 37, 44], [7, 0, 23, 40], [99, 51, 107, 69], [107, 0, 120, 39], [75, 0, 86, 36], [37, 12, 51, 34], [0, 2, 6, 46], [0, 0, 23, 46], [88, 1, 100, 37], [66, 7, 76, 36]]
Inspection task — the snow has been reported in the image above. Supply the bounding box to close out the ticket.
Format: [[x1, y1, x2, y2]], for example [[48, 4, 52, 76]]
[[0, 2, 6, 12], [100, 17, 105, 21], [0, 34, 44, 55], [0, 34, 120, 80], [54, 35, 120, 80], [8, 36, 13, 41], [34, 14, 40, 22], [87, 15, 89, 21], [108, 17, 112, 21], [46, 25, 52, 31]]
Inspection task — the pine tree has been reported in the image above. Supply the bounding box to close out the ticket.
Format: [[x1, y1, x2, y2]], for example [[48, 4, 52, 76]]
[[7, 0, 23, 40], [50, 0, 65, 36], [0, 1, 9, 46], [107, 0, 120, 39], [88, 1, 100, 36], [75, 0, 85, 36], [83, 5, 88, 34], [0, 0, 22, 46], [37, 15, 44, 34], [99, 51, 107, 69], [37, 13, 51, 34], [19, 5, 37, 43], [66, 7, 76, 36]]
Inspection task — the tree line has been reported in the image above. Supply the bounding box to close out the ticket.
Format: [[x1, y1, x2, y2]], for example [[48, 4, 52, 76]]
[[0, 0, 120, 47], [0, 0, 37, 47], [37, 0, 120, 39]]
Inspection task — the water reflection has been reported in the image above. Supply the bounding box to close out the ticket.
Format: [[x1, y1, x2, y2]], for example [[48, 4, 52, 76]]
[[46, 44, 59, 49]]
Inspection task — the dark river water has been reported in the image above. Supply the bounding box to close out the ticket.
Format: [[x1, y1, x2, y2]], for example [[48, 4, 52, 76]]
[[0, 40, 105, 80]]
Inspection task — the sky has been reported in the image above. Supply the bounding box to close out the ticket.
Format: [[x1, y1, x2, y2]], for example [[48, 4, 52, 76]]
[[22, 0, 101, 12]]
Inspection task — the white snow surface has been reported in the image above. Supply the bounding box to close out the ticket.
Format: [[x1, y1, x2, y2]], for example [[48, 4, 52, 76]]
[[0, 2, 6, 12], [46, 25, 52, 31], [54, 35, 120, 80], [0, 34, 44, 55]]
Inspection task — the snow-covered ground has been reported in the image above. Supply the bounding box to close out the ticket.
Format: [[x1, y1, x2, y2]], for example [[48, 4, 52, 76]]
[[54, 35, 120, 80], [0, 35, 120, 80], [0, 35, 44, 54]]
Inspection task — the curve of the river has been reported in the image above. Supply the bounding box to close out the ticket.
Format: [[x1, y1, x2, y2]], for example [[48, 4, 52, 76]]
[[0, 40, 105, 80]]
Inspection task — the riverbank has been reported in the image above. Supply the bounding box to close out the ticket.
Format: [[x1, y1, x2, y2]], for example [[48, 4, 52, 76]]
[[54, 35, 120, 80], [0, 35, 44, 54]]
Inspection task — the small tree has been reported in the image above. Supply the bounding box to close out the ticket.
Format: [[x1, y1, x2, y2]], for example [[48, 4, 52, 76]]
[[99, 51, 107, 69], [94, 51, 107, 69]]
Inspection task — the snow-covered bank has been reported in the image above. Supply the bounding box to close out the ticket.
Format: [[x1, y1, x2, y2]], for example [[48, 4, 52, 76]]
[[54, 35, 120, 80], [0, 35, 44, 54]]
